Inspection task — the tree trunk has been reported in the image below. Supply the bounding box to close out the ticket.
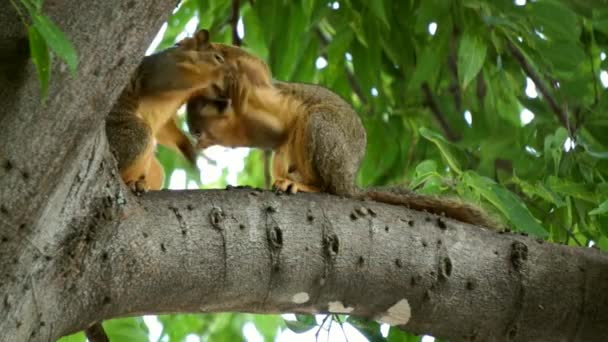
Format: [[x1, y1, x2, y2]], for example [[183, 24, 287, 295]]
[[1, 1, 607, 342]]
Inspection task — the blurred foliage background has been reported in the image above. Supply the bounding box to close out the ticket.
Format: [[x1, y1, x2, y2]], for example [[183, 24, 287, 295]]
[[54, 0, 608, 340]]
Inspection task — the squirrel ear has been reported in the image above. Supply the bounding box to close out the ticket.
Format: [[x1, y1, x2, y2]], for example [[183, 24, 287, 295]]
[[194, 29, 211, 48]]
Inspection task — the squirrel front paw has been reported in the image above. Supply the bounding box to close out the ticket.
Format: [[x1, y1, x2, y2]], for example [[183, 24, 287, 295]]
[[126, 177, 149, 195], [273, 178, 320, 194]]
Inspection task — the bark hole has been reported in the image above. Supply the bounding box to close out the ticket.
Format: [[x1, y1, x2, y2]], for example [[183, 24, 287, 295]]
[[510, 241, 528, 271], [324, 234, 340, 257], [437, 217, 447, 230], [209, 207, 224, 229], [268, 226, 283, 249], [439, 257, 452, 280], [306, 210, 314, 222]]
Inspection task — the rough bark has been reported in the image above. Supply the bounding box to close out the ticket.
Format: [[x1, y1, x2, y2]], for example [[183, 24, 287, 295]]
[[1, 1, 608, 342]]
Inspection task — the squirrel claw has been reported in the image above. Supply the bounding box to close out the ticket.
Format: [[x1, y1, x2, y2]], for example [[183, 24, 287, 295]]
[[273, 179, 320, 194], [273, 178, 297, 194], [127, 178, 149, 195]]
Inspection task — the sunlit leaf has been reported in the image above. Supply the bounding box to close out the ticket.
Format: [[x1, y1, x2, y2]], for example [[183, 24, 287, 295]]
[[419, 127, 462, 175], [458, 30, 487, 90], [103, 317, 149, 342], [589, 200, 608, 216]]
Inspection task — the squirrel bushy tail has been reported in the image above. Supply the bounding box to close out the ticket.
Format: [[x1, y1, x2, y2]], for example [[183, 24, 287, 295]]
[[354, 187, 497, 228]]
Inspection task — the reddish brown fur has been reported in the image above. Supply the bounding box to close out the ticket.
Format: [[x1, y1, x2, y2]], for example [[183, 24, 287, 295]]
[[106, 31, 234, 191]]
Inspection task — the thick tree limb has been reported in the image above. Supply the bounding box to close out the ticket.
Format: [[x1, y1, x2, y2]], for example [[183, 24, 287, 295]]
[[3, 178, 608, 341]]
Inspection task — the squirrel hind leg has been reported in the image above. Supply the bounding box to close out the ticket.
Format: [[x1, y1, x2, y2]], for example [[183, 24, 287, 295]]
[[307, 112, 364, 196]]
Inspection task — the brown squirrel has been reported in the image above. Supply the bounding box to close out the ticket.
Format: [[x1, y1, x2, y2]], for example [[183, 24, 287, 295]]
[[184, 31, 496, 227], [105, 30, 234, 191]]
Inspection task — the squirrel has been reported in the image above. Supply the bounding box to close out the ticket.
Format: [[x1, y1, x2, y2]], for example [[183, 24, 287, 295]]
[[105, 30, 235, 191], [183, 31, 496, 228]]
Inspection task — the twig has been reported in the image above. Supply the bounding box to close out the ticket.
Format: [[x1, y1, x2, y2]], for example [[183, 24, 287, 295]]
[[421, 82, 461, 142], [315, 315, 331, 342], [200, 152, 217, 166], [562, 223, 583, 247], [334, 315, 350, 342], [326, 316, 333, 342], [507, 41, 571, 135], [314, 28, 368, 106], [448, 28, 462, 113], [230, 0, 242, 46], [84, 322, 109, 342]]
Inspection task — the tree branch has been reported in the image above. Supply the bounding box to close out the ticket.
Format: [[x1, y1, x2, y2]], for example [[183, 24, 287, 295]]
[[4, 177, 608, 341], [314, 28, 368, 106], [84, 322, 109, 342], [448, 28, 462, 113], [230, 0, 242, 46], [421, 82, 461, 142], [507, 41, 572, 134]]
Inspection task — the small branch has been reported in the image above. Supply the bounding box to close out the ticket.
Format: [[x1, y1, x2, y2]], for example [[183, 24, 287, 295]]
[[314, 28, 368, 106], [421, 82, 461, 142], [84, 323, 109, 342], [230, 0, 242, 46], [448, 28, 462, 113], [507, 41, 571, 134]]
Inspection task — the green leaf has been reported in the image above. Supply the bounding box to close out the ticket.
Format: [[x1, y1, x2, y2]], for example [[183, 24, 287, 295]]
[[28, 26, 51, 99], [104, 317, 149, 342], [32, 14, 78, 73], [528, 1, 580, 41], [419, 127, 463, 175], [589, 200, 608, 215], [346, 316, 386, 342], [547, 176, 597, 202], [512, 177, 566, 208], [284, 314, 317, 333], [407, 34, 447, 92], [367, 1, 390, 28], [464, 172, 548, 237], [158, 314, 210, 341], [458, 30, 487, 89], [252, 314, 284, 342], [56, 332, 86, 342], [387, 326, 421, 342]]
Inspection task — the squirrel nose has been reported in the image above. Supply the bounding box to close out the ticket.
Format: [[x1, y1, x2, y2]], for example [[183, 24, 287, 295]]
[[212, 53, 225, 64]]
